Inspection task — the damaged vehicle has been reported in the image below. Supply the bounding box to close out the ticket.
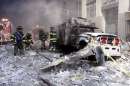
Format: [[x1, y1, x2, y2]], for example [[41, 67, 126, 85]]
[[41, 18, 122, 71], [56, 17, 98, 53], [78, 32, 121, 65], [41, 32, 121, 71]]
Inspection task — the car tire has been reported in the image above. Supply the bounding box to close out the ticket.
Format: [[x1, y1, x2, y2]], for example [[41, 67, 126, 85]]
[[95, 46, 105, 66]]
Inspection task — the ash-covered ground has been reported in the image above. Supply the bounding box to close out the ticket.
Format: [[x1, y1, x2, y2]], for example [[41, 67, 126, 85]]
[[0, 45, 130, 86]]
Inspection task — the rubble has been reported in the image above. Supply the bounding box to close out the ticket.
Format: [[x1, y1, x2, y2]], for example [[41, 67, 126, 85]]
[[41, 46, 94, 71], [0, 45, 60, 86], [0, 45, 130, 86]]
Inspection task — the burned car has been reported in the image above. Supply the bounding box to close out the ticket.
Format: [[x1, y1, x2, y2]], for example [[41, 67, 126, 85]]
[[77, 32, 121, 65]]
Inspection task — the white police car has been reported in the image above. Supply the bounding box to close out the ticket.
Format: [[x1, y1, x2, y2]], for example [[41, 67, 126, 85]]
[[78, 32, 121, 65]]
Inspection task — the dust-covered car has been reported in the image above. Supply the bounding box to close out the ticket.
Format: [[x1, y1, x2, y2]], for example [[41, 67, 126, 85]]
[[77, 32, 121, 65]]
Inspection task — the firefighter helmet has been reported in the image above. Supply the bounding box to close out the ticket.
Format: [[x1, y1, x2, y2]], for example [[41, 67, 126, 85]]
[[26, 33, 32, 37], [16, 26, 23, 30]]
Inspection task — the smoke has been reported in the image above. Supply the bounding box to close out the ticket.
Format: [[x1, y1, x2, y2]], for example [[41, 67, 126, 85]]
[[1, 0, 64, 32]]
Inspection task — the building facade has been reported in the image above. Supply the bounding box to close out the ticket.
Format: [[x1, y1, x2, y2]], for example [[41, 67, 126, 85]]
[[85, 0, 105, 32], [85, 0, 130, 40], [118, 0, 130, 40], [102, 0, 118, 35]]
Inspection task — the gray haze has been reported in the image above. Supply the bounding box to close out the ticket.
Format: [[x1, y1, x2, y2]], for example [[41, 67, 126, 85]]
[[0, 0, 63, 31]]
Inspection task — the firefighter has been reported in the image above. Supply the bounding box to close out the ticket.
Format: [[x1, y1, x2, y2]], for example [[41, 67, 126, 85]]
[[10, 26, 24, 56], [39, 29, 47, 51], [49, 27, 57, 51], [23, 33, 33, 50]]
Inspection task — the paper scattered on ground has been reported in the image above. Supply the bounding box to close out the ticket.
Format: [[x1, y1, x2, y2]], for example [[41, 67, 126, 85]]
[[0, 45, 130, 86]]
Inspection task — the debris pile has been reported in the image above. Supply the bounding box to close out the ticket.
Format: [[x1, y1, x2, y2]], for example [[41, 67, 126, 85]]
[[0, 45, 60, 86], [0, 45, 130, 86], [41, 58, 130, 86]]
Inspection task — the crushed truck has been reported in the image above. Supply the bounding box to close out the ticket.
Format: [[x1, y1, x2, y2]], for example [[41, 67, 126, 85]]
[[41, 17, 122, 71], [41, 17, 103, 71], [56, 17, 98, 53]]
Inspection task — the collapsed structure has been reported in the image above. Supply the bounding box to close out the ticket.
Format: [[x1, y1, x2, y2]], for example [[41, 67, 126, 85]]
[[56, 17, 98, 52]]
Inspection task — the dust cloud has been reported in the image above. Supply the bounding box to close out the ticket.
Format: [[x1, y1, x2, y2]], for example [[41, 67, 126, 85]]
[[1, 0, 64, 31]]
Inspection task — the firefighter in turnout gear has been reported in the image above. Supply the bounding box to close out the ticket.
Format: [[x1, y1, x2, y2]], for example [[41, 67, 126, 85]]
[[10, 26, 24, 56], [23, 33, 33, 50], [49, 27, 57, 51]]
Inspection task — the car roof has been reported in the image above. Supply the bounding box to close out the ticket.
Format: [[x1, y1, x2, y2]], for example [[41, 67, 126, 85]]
[[80, 32, 117, 37]]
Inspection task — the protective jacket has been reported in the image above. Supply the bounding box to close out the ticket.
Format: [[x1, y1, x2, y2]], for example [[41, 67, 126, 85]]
[[49, 32, 57, 43], [23, 34, 33, 47], [11, 31, 24, 56], [11, 31, 24, 45]]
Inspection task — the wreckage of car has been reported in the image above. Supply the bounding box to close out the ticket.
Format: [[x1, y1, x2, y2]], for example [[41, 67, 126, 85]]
[[41, 32, 122, 72], [77, 32, 121, 65]]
